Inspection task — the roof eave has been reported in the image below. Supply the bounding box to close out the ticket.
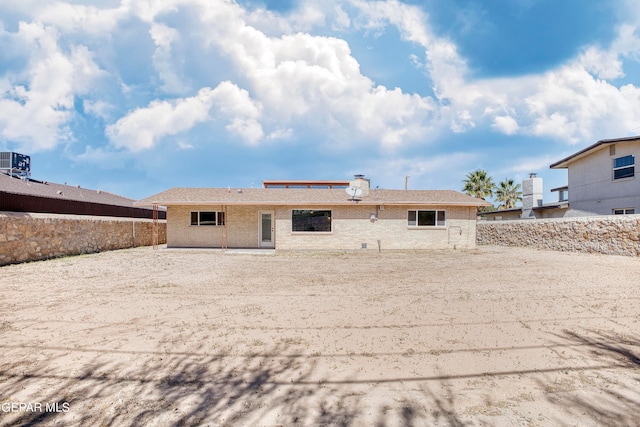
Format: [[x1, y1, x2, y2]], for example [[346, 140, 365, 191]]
[[134, 200, 489, 207], [550, 135, 640, 168]]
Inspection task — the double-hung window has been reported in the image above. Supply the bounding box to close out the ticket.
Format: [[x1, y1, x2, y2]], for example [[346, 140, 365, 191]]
[[190, 211, 225, 226], [408, 210, 446, 227], [613, 155, 634, 180]]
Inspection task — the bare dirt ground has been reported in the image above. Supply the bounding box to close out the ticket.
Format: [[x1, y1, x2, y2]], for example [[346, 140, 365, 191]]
[[0, 245, 639, 426]]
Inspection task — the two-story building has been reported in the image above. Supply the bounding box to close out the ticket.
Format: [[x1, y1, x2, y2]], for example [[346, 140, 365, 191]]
[[550, 136, 638, 216]]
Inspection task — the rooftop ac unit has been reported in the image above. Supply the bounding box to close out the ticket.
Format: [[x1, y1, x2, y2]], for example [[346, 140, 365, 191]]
[[0, 152, 31, 173]]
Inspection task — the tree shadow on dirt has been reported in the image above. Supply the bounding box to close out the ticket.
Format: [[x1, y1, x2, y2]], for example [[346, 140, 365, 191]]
[[0, 339, 472, 426], [535, 329, 640, 426], [375, 381, 470, 427], [6, 328, 640, 426]]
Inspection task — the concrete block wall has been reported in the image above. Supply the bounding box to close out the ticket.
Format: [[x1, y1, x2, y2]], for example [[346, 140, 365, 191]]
[[477, 214, 640, 256], [0, 212, 167, 266], [167, 205, 224, 247], [167, 205, 264, 248], [276, 205, 477, 251], [166, 204, 478, 250]]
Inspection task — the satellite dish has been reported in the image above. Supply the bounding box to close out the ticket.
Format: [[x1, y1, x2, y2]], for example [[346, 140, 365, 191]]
[[345, 186, 363, 200]]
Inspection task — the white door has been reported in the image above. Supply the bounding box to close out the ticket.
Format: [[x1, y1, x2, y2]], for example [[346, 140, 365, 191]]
[[259, 211, 275, 248]]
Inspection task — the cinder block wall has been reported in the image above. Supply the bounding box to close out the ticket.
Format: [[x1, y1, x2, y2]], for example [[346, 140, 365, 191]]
[[0, 212, 167, 266], [477, 215, 640, 256], [276, 205, 477, 251], [166, 204, 478, 250], [167, 205, 263, 248]]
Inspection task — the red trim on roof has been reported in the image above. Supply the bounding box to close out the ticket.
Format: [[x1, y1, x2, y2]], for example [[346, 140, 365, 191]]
[[262, 180, 350, 188]]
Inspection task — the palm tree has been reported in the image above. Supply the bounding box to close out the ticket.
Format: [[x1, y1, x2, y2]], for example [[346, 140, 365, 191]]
[[495, 178, 522, 209], [462, 169, 495, 200]]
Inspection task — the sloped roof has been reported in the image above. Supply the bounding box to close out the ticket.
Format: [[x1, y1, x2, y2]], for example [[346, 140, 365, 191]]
[[0, 173, 139, 208], [136, 187, 491, 207], [550, 135, 640, 169]]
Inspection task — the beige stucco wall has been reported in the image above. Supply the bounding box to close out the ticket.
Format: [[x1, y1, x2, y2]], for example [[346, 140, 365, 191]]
[[567, 142, 640, 215], [0, 212, 167, 266], [477, 214, 640, 256], [166, 204, 478, 250]]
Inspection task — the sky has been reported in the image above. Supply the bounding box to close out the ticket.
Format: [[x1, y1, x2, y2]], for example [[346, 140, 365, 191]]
[[1, 0, 640, 204]]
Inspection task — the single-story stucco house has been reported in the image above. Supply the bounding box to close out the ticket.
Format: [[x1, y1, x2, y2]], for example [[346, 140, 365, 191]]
[[136, 176, 490, 250]]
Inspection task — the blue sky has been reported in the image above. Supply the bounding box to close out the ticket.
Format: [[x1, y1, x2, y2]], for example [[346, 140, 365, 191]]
[[1, 0, 640, 203]]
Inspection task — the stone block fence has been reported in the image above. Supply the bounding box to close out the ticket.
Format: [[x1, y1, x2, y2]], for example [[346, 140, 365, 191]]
[[0, 212, 167, 266], [477, 214, 640, 257]]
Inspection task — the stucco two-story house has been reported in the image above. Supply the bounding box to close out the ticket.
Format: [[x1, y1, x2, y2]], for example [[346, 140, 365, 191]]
[[550, 136, 639, 216], [136, 176, 490, 250]]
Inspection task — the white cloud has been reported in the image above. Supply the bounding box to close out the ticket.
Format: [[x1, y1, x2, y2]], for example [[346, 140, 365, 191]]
[[574, 24, 640, 81], [201, 8, 437, 147], [83, 99, 112, 120], [149, 23, 190, 94], [74, 145, 128, 169], [177, 140, 194, 150], [106, 87, 216, 151], [579, 46, 624, 80], [211, 81, 264, 144], [241, 0, 351, 35], [502, 155, 556, 175], [266, 128, 293, 140], [448, 109, 474, 133], [107, 81, 265, 150], [492, 116, 519, 135], [35, 2, 128, 34], [363, 152, 478, 189], [0, 21, 104, 150], [4, 0, 640, 155], [332, 5, 351, 31], [523, 63, 640, 143], [350, 0, 640, 144]]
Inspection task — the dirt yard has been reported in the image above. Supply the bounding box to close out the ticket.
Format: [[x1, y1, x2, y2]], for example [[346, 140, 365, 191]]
[[0, 246, 638, 426]]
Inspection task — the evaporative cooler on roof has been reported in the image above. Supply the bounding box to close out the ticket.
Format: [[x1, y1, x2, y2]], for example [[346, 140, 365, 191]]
[[0, 152, 31, 177]]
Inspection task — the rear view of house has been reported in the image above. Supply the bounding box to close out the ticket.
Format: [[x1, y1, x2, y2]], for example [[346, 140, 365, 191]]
[[137, 175, 489, 250]]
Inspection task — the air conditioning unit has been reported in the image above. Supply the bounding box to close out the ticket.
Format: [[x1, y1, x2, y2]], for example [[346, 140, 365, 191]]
[[0, 152, 31, 173]]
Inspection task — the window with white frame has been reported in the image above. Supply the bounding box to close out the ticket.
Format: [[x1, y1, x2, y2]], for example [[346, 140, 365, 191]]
[[292, 210, 332, 232], [613, 155, 634, 180], [408, 210, 446, 227], [613, 208, 635, 215], [190, 211, 225, 226]]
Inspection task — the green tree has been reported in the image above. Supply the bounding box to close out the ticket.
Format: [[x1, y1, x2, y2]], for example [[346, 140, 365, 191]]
[[462, 169, 495, 200], [495, 178, 522, 209]]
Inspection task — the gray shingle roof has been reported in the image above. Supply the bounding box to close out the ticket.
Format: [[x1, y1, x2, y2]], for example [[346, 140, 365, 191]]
[[136, 187, 491, 207], [0, 173, 138, 208]]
